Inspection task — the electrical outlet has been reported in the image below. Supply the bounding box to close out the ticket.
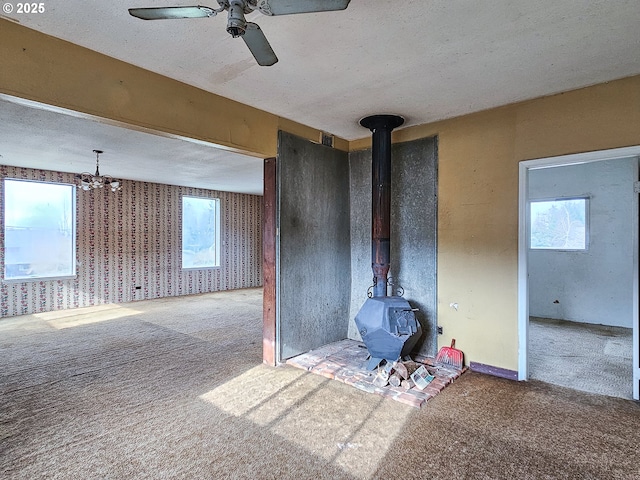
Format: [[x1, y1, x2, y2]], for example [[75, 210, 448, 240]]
[[437, 326, 443, 335]]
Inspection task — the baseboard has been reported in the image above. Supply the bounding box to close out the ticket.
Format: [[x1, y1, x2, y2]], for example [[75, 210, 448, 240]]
[[470, 362, 518, 381]]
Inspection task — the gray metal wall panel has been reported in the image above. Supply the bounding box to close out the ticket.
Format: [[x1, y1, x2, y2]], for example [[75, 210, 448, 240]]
[[348, 136, 438, 357], [277, 131, 351, 360], [348, 148, 374, 334]]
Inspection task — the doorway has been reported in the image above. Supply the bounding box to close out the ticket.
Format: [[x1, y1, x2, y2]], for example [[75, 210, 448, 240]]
[[518, 146, 640, 401]]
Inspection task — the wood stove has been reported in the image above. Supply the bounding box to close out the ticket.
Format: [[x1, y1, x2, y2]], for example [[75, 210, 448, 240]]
[[355, 115, 422, 370]]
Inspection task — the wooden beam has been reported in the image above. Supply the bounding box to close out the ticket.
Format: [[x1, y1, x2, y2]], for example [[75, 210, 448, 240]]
[[262, 157, 277, 365], [0, 19, 348, 157]]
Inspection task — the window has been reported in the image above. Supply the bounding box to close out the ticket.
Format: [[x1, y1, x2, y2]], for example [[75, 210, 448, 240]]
[[3, 179, 76, 280], [182, 196, 220, 269], [530, 197, 588, 250]]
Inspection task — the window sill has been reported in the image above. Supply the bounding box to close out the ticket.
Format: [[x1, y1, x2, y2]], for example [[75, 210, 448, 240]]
[[181, 266, 221, 271], [3, 275, 77, 284]]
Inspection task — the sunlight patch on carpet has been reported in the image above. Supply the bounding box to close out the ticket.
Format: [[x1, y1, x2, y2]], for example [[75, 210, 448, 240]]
[[199, 365, 413, 479], [34, 304, 143, 329], [200, 366, 307, 416]]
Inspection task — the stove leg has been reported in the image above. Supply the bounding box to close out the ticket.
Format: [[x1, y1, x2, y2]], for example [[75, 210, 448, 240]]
[[365, 356, 384, 371]]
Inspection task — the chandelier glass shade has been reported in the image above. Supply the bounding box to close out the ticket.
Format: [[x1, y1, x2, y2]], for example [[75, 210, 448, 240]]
[[76, 150, 122, 192]]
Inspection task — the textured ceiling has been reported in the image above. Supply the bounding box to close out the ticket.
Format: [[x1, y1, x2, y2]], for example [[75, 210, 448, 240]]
[[0, 97, 264, 195], [2, 0, 640, 193]]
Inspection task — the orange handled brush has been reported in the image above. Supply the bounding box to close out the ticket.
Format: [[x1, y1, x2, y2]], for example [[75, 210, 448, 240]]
[[435, 339, 464, 369]]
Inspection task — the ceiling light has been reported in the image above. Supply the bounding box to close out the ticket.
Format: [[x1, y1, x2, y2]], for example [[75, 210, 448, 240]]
[[76, 149, 122, 192]]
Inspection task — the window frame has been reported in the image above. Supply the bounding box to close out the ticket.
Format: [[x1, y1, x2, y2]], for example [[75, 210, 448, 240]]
[[181, 195, 221, 270], [529, 195, 590, 252], [3, 178, 77, 282]]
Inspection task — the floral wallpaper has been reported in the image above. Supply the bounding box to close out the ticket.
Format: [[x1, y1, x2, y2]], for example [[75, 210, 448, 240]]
[[0, 165, 263, 317]]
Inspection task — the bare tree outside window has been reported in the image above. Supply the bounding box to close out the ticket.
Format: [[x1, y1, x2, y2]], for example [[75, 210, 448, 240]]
[[530, 198, 588, 250]]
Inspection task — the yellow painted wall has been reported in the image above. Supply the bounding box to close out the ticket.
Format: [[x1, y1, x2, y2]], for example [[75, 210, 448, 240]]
[[351, 76, 640, 372], [4, 18, 640, 372], [0, 19, 348, 156]]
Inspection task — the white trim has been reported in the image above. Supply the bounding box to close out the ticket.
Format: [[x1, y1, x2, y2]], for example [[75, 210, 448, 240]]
[[522, 146, 640, 170], [517, 163, 529, 380], [634, 159, 640, 401], [518, 146, 640, 397], [3, 275, 77, 284]]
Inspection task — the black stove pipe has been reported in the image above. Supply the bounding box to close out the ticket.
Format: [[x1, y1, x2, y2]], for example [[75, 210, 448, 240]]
[[359, 114, 404, 298]]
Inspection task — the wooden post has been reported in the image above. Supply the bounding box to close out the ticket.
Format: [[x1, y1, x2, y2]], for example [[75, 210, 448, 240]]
[[262, 157, 277, 366]]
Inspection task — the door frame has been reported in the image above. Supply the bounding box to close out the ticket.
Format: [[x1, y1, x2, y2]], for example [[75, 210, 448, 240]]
[[517, 146, 640, 400]]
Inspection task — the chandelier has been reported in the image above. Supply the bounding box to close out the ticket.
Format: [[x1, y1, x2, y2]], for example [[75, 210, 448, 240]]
[[76, 149, 122, 192]]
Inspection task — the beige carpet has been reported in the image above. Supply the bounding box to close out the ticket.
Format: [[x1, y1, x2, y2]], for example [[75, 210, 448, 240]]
[[2, 289, 640, 479], [529, 317, 633, 399]]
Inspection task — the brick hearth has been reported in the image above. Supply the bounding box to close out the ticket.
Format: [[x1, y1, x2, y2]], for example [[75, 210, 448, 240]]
[[286, 339, 467, 408]]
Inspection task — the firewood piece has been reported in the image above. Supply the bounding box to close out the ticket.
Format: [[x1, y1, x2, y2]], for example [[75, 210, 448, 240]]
[[388, 373, 402, 388], [372, 365, 391, 388], [394, 360, 420, 379], [393, 362, 409, 380], [373, 373, 389, 388], [401, 378, 415, 390]]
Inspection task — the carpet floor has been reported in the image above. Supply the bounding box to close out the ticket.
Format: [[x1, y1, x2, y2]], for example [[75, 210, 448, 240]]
[[529, 317, 633, 399], [2, 289, 639, 479]]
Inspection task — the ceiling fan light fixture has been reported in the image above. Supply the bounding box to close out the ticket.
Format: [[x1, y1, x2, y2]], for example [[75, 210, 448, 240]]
[[226, 0, 248, 37], [128, 0, 351, 65]]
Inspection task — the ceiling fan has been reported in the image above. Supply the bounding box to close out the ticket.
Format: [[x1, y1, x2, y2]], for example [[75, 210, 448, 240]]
[[129, 0, 351, 66]]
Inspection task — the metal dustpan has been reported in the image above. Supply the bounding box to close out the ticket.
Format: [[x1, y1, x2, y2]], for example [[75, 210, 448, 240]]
[[435, 339, 464, 369]]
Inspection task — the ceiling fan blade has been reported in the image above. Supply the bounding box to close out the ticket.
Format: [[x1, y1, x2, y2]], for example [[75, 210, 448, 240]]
[[242, 23, 278, 66], [128, 6, 217, 20], [257, 0, 350, 16]]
